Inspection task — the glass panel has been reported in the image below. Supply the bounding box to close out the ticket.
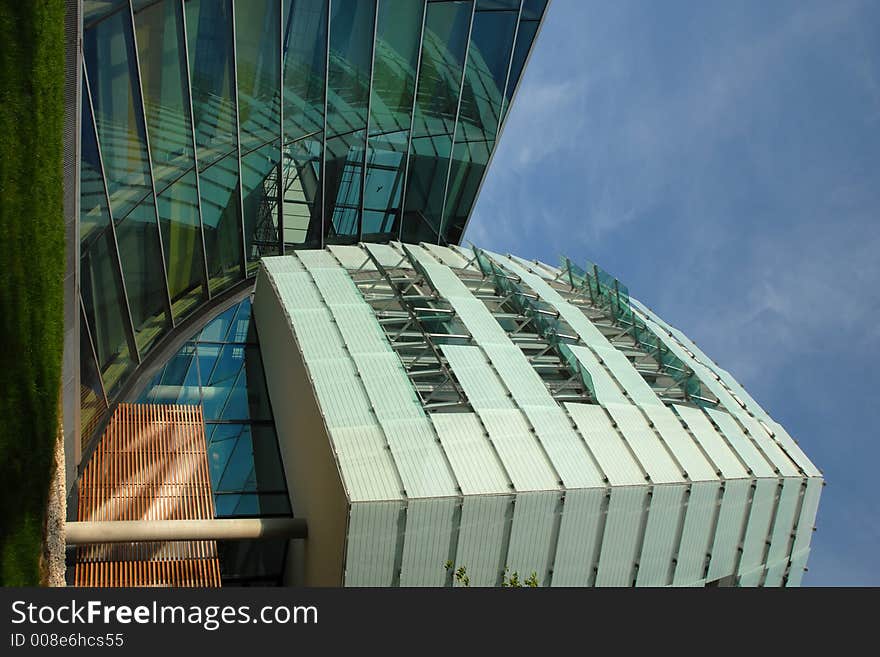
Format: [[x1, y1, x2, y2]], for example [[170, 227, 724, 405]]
[[498, 17, 538, 126], [241, 141, 282, 268], [185, 0, 244, 291], [80, 230, 136, 399], [236, 0, 282, 264], [199, 155, 244, 294], [520, 0, 547, 21], [84, 14, 171, 352], [80, 91, 137, 398], [79, 316, 108, 447], [282, 0, 327, 248], [363, 0, 423, 239], [199, 304, 237, 342], [324, 0, 376, 242], [443, 8, 517, 243], [402, 0, 472, 243]]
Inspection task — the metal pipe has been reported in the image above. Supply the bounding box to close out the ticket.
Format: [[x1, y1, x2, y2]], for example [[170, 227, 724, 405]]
[[66, 518, 307, 545]]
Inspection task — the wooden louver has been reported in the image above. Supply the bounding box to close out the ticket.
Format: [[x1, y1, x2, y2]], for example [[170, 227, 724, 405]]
[[74, 404, 221, 587]]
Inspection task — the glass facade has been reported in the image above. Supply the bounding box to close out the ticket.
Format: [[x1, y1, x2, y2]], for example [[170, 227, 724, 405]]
[[77, 0, 548, 453]]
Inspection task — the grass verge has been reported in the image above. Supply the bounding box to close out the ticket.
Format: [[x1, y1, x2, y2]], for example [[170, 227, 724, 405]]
[[0, 0, 65, 586]]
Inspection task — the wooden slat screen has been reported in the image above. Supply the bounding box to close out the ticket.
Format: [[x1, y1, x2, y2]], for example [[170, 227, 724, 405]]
[[74, 404, 222, 587]]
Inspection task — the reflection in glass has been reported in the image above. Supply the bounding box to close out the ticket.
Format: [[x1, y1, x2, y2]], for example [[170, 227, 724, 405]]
[[443, 8, 517, 244], [236, 0, 282, 264], [84, 13, 171, 350], [80, 315, 108, 446], [324, 0, 376, 243], [363, 0, 424, 239], [80, 92, 137, 398], [135, 0, 208, 322], [282, 0, 327, 248], [402, 0, 473, 243], [185, 0, 244, 292]]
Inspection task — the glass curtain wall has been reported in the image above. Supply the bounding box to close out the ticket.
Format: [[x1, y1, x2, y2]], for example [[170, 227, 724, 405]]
[[77, 0, 547, 453]]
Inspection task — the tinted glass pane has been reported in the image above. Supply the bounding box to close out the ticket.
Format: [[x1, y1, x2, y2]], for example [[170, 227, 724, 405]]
[[242, 141, 282, 267], [156, 173, 207, 320], [199, 304, 237, 342], [363, 0, 423, 239], [80, 88, 110, 250], [80, 229, 136, 398], [83, 9, 153, 222], [520, 0, 547, 21], [236, 0, 282, 263], [114, 196, 170, 353], [499, 18, 538, 125], [324, 0, 376, 242], [80, 315, 108, 445], [282, 0, 327, 248], [402, 0, 472, 242], [134, 0, 196, 187], [443, 9, 517, 242], [199, 155, 244, 294], [185, 0, 245, 291]]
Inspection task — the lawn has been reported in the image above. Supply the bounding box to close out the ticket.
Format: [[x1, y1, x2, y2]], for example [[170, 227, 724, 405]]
[[0, 0, 65, 586]]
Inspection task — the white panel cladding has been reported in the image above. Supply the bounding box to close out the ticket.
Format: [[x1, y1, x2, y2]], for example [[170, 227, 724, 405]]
[[786, 549, 810, 587], [551, 487, 605, 586], [792, 477, 823, 554], [430, 413, 510, 495], [674, 405, 749, 480], [706, 408, 776, 478], [736, 412, 801, 478], [344, 501, 401, 586], [673, 481, 721, 585], [505, 491, 560, 583], [482, 343, 554, 406], [479, 408, 559, 491], [441, 344, 515, 410], [419, 242, 470, 269], [382, 418, 458, 498], [738, 478, 780, 574], [399, 497, 457, 587], [593, 346, 662, 408], [595, 486, 649, 586], [521, 405, 604, 489], [332, 305, 390, 354], [762, 559, 788, 588], [289, 308, 346, 361], [328, 244, 374, 271], [766, 477, 802, 565], [566, 403, 645, 486], [331, 425, 401, 502], [272, 271, 325, 309], [636, 484, 687, 586], [363, 242, 407, 268], [449, 244, 482, 271], [309, 267, 363, 305], [296, 249, 341, 269], [353, 352, 423, 422], [766, 420, 821, 478], [454, 495, 511, 586], [605, 403, 684, 485], [567, 345, 628, 404], [707, 478, 752, 581], [641, 405, 717, 482], [307, 359, 375, 428], [738, 566, 764, 587], [261, 254, 304, 273]]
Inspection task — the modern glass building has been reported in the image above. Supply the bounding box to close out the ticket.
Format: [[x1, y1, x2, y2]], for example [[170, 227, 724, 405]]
[[60, 0, 822, 586]]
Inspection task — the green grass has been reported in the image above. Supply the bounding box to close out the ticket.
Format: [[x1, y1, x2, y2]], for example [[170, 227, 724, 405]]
[[0, 0, 65, 586]]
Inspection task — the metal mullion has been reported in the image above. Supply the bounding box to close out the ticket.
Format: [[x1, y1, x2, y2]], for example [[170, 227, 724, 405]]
[[82, 65, 141, 365], [359, 0, 379, 243], [80, 296, 109, 407], [229, 0, 248, 277], [278, 0, 284, 255], [127, 0, 175, 329], [397, 0, 428, 241], [320, 0, 331, 248], [437, 0, 476, 244]]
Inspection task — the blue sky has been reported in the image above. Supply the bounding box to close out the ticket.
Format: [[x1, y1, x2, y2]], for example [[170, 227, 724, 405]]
[[468, 0, 880, 586]]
